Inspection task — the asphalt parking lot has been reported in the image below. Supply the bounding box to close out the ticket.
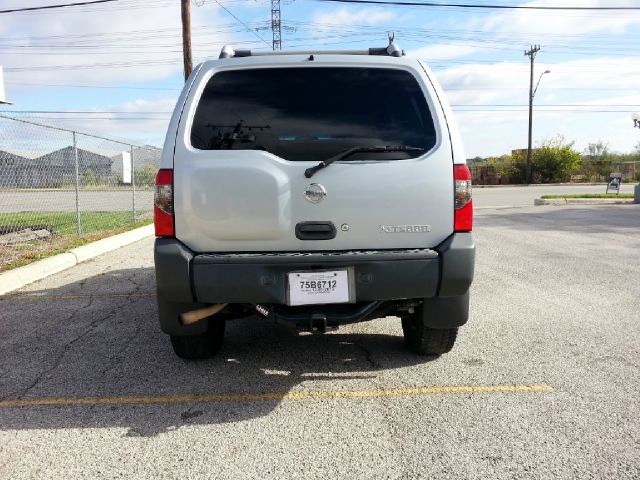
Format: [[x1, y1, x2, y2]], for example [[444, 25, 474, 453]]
[[1, 203, 639, 479]]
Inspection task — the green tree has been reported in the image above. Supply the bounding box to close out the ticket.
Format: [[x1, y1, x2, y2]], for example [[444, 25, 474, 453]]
[[581, 141, 613, 180], [83, 168, 98, 186], [134, 165, 157, 187], [532, 135, 581, 183], [585, 141, 610, 159], [486, 154, 521, 182]]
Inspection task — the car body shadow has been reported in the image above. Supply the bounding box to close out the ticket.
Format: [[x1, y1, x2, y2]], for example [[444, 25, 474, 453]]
[[0, 267, 433, 436], [476, 204, 640, 234]]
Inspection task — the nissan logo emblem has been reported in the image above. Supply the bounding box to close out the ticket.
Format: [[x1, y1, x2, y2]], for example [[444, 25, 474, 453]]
[[304, 183, 327, 203]]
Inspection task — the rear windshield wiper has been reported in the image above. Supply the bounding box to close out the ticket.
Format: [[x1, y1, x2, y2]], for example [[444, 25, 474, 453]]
[[304, 145, 425, 178]]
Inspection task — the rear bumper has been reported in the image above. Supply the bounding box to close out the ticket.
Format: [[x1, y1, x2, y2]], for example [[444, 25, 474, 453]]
[[154, 234, 474, 332]]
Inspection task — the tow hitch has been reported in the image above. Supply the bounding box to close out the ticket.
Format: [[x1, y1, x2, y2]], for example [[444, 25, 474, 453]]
[[254, 301, 383, 333], [305, 313, 338, 333]]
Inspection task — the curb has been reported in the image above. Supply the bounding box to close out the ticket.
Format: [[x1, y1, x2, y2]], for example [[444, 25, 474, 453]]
[[474, 183, 610, 189], [0, 224, 154, 296], [534, 198, 634, 206]]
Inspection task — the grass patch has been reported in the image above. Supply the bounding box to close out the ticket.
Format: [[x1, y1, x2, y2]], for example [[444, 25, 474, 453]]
[[541, 193, 634, 199], [0, 211, 147, 236], [0, 211, 152, 272]]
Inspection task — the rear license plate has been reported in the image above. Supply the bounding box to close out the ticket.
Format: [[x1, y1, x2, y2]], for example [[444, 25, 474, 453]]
[[287, 270, 350, 306]]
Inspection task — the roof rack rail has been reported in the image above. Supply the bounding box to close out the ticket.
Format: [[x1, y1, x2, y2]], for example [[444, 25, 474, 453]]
[[219, 38, 404, 59]]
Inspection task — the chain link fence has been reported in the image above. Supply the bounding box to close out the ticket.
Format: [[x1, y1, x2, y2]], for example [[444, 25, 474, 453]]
[[0, 114, 161, 271]]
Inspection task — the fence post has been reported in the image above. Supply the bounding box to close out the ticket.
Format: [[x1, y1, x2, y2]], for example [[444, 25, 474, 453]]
[[72, 131, 82, 236], [131, 145, 136, 223]]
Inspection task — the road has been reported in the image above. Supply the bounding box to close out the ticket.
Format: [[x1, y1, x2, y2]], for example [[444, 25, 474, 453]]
[[473, 183, 635, 209], [0, 201, 639, 478], [0, 183, 634, 212], [0, 189, 154, 212]]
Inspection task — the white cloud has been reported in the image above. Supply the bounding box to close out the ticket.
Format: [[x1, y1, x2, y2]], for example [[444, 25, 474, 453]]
[[0, 1, 246, 85], [409, 44, 478, 61], [430, 56, 640, 157], [69, 96, 177, 145], [313, 7, 395, 27], [481, 0, 640, 37]]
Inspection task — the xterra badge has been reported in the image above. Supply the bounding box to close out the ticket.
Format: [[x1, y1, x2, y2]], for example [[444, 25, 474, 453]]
[[379, 225, 431, 233]]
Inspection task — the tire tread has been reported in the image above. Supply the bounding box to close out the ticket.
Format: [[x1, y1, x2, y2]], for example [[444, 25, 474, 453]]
[[402, 315, 458, 356], [170, 319, 226, 360]]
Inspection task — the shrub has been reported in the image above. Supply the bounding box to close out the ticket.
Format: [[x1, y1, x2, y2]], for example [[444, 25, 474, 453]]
[[532, 136, 581, 183]]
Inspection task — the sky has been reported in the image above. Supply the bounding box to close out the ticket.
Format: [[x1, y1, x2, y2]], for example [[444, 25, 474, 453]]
[[1, 0, 640, 158]]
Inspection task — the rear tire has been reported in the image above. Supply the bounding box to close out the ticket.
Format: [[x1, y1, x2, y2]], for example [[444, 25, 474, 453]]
[[401, 313, 458, 356], [170, 318, 226, 360]]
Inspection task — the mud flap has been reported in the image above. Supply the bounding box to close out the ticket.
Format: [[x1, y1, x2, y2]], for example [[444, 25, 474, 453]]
[[421, 290, 470, 329]]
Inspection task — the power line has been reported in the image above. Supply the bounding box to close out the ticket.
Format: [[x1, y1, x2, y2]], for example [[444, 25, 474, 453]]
[[6, 81, 180, 90], [4, 105, 639, 114], [312, 0, 640, 10], [456, 105, 640, 107], [211, 0, 272, 48], [8, 111, 637, 121], [6, 82, 638, 92], [1, 110, 172, 114], [0, 0, 120, 14], [5, 19, 637, 44], [455, 109, 639, 113]]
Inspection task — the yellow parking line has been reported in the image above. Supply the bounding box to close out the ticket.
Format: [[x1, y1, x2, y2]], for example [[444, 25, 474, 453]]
[[2, 293, 156, 301], [0, 384, 554, 409]]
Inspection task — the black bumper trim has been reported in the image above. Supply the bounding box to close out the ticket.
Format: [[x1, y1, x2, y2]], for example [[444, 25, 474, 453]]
[[435, 232, 475, 297], [154, 238, 195, 304], [154, 235, 475, 304], [192, 249, 440, 304]]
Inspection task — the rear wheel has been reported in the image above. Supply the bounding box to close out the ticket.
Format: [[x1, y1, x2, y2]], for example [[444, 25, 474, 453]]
[[401, 312, 458, 355], [170, 318, 226, 360]]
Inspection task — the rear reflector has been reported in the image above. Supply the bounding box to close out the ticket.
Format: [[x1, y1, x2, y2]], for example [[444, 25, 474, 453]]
[[154, 169, 174, 237], [454, 164, 473, 232]]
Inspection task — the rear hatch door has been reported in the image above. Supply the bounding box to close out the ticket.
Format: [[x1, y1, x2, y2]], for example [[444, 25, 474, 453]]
[[173, 60, 454, 252]]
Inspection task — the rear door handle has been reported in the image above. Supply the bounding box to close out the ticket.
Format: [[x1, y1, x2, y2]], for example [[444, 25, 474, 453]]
[[295, 222, 337, 240]]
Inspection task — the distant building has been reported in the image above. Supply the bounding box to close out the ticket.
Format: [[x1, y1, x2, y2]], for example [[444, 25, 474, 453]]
[[37, 146, 112, 186], [0, 150, 28, 187], [110, 145, 162, 176], [0, 146, 112, 188], [0, 150, 26, 165]]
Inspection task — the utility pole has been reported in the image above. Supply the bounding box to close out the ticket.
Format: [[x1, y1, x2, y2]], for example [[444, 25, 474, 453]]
[[525, 44, 540, 184], [271, 0, 281, 50], [181, 0, 193, 81]]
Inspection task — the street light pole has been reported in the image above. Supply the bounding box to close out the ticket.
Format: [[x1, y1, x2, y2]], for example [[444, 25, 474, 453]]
[[525, 45, 541, 184], [534, 70, 551, 99]]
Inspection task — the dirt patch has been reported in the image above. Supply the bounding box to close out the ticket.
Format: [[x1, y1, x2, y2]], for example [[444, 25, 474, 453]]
[[0, 228, 52, 246]]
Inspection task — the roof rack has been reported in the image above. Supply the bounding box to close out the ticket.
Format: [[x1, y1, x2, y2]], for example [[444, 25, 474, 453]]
[[218, 38, 405, 59]]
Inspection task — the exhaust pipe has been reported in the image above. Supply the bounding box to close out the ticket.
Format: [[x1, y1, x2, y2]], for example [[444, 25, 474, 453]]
[[180, 303, 228, 326]]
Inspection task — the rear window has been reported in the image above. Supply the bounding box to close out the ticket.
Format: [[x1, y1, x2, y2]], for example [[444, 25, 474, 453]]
[[190, 67, 437, 162]]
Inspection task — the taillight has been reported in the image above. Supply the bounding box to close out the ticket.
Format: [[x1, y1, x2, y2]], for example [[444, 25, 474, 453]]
[[154, 169, 174, 237], [454, 164, 473, 232]]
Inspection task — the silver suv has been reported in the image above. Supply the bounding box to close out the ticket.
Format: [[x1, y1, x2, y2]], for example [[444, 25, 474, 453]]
[[154, 41, 475, 359]]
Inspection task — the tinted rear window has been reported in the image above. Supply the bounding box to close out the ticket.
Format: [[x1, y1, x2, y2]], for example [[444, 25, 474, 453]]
[[190, 67, 437, 162]]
